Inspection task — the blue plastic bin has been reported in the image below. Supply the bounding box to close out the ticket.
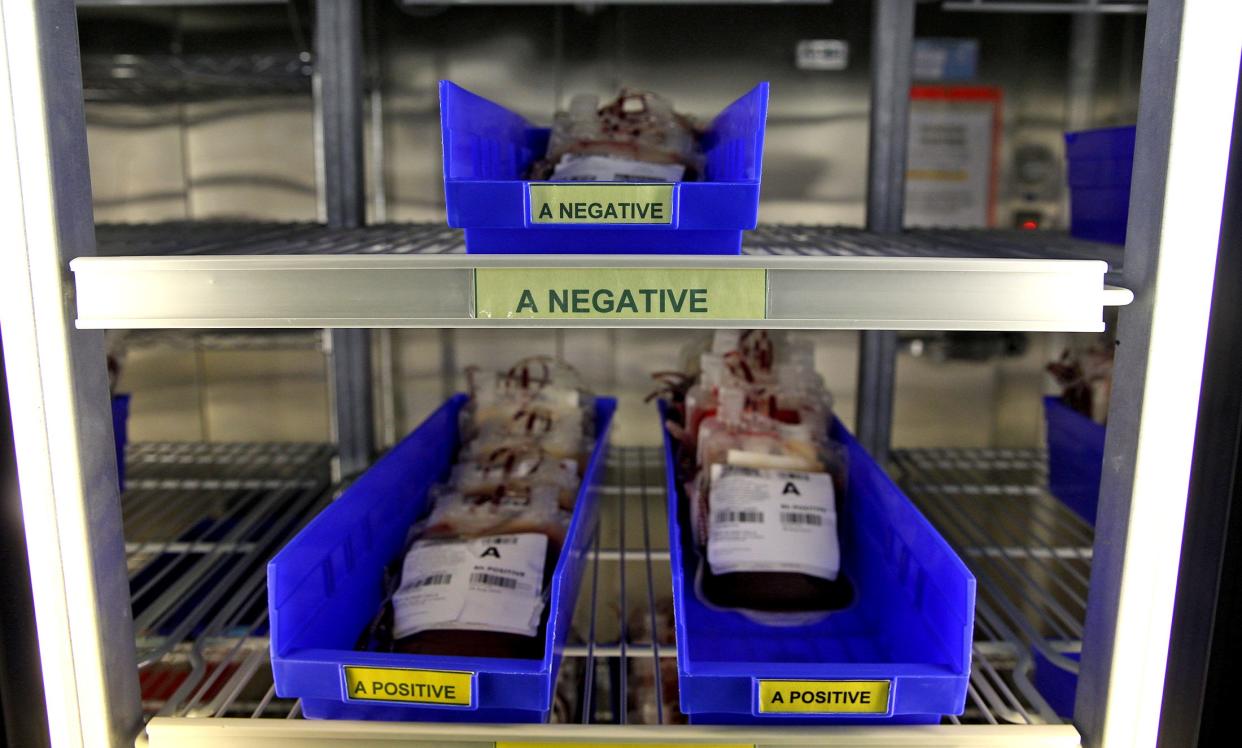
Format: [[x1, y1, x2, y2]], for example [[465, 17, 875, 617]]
[[440, 80, 769, 254], [1043, 396, 1105, 526], [1031, 645, 1080, 719], [660, 403, 975, 725], [1065, 126, 1135, 245], [269, 395, 616, 722], [112, 394, 130, 491]]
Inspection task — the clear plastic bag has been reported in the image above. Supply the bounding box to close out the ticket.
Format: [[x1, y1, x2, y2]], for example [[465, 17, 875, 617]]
[[359, 355, 592, 657], [684, 383, 839, 545], [466, 404, 590, 465], [680, 331, 831, 451], [529, 89, 704, 182], [422, 482, 569, 548], [463, 356, 594, 460], [468, 355, 588, 410], [658, 331, 853, 617], [450, 444, 582, 510], [1047, 345, 1114, 424]]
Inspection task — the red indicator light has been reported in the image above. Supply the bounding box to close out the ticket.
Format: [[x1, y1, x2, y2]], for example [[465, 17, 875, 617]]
[[1021, 220, 1039, 230]]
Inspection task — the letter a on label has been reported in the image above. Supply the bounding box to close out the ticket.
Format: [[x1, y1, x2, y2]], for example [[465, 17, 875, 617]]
[[515, 290, 538, 314]]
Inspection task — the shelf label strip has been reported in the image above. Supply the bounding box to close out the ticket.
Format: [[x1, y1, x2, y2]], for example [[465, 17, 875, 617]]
[[755, 679, 891, 715], [474, 268, 768, 320], [342, 666, 474, 707]]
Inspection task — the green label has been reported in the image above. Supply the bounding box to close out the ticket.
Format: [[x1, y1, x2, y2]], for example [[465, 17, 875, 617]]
[[528, 183, 674, 224], [475, 268, 767, 320]]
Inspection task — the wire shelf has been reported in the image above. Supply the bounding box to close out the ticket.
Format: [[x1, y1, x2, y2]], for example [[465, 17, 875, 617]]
[[124, 442, 334, 718], [81, 52, 312, 104], [120, 329, 324, 352], [129, 442, 1073, 730], [93, 221, 1124, 273], [894, 447, 1092, 724]]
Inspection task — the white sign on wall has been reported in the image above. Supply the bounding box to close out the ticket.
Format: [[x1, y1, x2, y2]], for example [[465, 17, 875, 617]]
[[904, 87, 1001, 229]]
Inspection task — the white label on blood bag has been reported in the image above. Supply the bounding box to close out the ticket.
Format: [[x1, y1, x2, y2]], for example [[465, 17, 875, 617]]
[[706, 465, 839, 580], [392, 533, 547, 640]]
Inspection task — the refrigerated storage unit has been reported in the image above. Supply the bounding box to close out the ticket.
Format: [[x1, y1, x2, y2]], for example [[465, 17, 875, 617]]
[[1, 0, 1239, 746]]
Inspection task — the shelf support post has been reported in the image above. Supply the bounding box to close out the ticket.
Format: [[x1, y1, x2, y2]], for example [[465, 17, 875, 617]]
[[1076, 2, 1242, 746], [857, 0, 915, 462], [315, 0, 375, 476], [0, 0, 143, 744]]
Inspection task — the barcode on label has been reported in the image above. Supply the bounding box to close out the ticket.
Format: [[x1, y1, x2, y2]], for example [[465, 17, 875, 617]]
[[486, 537, 520, 545], [715, 510, 765, 524], [780, 512, 824, 526], [409, 573, 452, 588], [470, 572, 518, 590]]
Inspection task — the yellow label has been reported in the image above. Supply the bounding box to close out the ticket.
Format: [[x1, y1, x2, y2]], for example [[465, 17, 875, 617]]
[[343, 666, 473, 707], [529, 183, 674, 224], [475, 268, 767, 320], [757, 679, 891, 714]]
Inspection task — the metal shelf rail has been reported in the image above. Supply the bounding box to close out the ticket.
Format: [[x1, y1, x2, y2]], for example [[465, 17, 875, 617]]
[[70, 222, 1131, 332], [140, 444, 1079, 746]]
